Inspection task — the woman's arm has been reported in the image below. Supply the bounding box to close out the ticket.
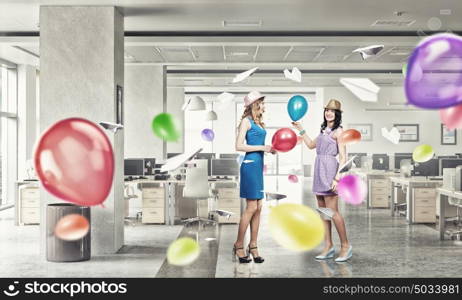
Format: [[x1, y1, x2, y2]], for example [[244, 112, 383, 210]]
[[235, 118, 272, 152], [292, 122, 316, 149]]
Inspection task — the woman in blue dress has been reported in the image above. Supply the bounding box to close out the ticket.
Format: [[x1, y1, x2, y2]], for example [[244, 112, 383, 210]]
[[233, 91, 275, 263]]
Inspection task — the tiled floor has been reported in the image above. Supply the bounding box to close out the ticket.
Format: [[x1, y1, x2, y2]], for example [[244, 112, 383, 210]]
[[1, 177, 462, 278]]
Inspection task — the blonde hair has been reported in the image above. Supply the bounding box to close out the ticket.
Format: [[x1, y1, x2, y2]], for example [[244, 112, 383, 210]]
[[240, 98, 265, 128]]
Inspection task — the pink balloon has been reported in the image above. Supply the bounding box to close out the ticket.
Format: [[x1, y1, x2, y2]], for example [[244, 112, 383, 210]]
[[337, 175, 367, 205], [34, 118, 114, 206], [55, 214, 90, 241], [288, 174, 298, 183], [440, 104, 462, 130], [271, 128, 297, 152]]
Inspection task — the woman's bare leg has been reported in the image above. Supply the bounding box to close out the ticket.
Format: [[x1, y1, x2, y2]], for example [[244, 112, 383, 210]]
[[249, 200, 263, 256], [234, 199, 258, 257], [324, 195, 350, 257], [317, 195, 334, 255]]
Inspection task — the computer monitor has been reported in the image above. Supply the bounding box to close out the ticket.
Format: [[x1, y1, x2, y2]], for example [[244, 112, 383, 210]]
[[124, 159, 144, 176], [167, 153, 181, 159], [348, 153, 367, 168], [394, 153, 413, 170], [437, 155, 458, 159], [439, 158, 462, 175], [372, 154, 389, 170], [456, 153, 462, 158], [413, 159, 439, 177], [211, 159, 240, 177], [143, 158, 156, 176], [220, 153, 240, 159], [195, 153, 215, 176]]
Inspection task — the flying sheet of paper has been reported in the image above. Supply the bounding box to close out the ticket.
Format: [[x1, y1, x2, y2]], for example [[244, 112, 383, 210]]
[[216, 92, 235, 110], [381, 127, 401, 144], [215, 209, 234, 219], [181, 98, 192, 111], [263, 191, 287, 201], [161, 147, 203, 172], [232, 67, 259, 83], [316, 207, 335, 219], [283, 67, 302, 82], [338, 155, 357, 173], [352, 44, 384, 60], [340, 78, 380, 102]]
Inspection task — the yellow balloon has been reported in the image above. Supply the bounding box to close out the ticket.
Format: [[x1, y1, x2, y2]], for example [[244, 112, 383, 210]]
[[268, 203, 324, 252], [412, 144, 435, 163], [167, 237, 200, 266]]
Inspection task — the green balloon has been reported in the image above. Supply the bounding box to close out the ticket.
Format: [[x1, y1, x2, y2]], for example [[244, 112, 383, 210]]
[[167, 237, 200, 266], [402, 63, 407, 77], [412, 144, 434, 163], [151, 113, 180, 142]]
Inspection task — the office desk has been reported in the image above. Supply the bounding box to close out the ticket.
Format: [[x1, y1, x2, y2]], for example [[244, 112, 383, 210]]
[[125, 178, 239, 225], [349, 169, 396, 209], [437, 188, 462, 240], [390, 177, 443, 224]]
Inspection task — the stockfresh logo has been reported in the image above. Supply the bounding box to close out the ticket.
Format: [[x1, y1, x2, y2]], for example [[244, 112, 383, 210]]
[[3, 281, 20, 297]]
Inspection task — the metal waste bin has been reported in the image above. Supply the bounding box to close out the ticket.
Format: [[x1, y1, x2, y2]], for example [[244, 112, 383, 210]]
[[46, 203, 91, 262]]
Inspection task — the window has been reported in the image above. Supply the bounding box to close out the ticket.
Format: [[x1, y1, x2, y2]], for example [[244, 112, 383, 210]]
[[0, 65, 18, 208]]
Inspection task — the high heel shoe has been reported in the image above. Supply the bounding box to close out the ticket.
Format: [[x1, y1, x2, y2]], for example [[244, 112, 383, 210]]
[[248, 245, 265, 263], [335, 246, 353, 262], [315, 247, 335, 260], [232, 246, 251, 263]]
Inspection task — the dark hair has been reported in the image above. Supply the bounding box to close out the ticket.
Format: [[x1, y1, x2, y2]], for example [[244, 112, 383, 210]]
[[320, 108, 342, 132]]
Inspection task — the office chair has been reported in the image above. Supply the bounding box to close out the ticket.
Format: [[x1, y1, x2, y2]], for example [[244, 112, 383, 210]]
[[448, 197, 462, 240], [123, 184, 138, 225], [182, 165, 216, 228]]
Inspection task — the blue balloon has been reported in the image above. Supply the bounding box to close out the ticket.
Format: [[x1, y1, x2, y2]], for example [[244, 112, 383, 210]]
[[287, 95, 308, 121]]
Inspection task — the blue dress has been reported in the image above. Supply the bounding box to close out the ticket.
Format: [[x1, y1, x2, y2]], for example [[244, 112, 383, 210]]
[[240, 117, 266, 200]]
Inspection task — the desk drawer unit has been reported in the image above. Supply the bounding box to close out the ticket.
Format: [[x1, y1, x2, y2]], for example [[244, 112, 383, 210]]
[[217, 188, 240, 224], [20, 187, 40, 225], [370, 183, 389, 208], [414, 188, 436, 199], [371, 179, 388, 188], [413, 206, 436, 223], [142, 188, 165, 224], [142, 208, 165, 224], [21, 208, 40, 224]]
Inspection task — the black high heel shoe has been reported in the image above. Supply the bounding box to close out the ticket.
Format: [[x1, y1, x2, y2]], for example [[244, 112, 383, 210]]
[[248, 245, 265, 263], [232, 246, 251, 263]]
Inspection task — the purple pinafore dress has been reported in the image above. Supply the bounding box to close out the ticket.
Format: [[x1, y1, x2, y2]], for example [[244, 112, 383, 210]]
[[313, 127, 339, 196]]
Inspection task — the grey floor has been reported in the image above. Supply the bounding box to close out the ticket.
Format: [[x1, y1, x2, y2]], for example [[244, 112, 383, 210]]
[[1, 177, 462, 278]]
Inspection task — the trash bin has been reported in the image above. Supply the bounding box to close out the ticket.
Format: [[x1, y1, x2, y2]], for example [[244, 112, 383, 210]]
[[46, 203, 91, 262]]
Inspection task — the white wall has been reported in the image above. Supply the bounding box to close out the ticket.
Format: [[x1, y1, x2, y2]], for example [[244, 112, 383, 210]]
[[323, 86, 461, 156]]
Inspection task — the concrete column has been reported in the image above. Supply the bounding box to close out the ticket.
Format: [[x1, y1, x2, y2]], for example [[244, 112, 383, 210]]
[[39, 6, 124, 255], [17, 64, 37, 180], [124, 65, 167, 160]]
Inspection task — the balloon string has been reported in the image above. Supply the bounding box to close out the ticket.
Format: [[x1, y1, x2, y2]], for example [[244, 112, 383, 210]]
[[100, 203, 106, 209]]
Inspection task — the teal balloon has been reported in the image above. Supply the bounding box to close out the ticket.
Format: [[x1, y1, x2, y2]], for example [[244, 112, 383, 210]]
[[151, 113, 180, 142], [287, 95, 308, 121]]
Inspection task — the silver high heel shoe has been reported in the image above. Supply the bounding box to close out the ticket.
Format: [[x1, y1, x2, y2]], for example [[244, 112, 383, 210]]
[[315, 247, 335, 260], [334, 246, 353, 262]]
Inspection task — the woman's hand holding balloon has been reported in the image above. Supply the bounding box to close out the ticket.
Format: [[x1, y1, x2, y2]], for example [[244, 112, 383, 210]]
[[292, 121, 303, 132]]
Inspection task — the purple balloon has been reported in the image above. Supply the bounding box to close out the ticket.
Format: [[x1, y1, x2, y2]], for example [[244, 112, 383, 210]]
[[337, 175, 367, 206], [405, 33, 462, 109], [201, 128, 215, 141]]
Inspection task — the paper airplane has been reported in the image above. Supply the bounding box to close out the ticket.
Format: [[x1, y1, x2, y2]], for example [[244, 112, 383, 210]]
[[263, 191, 287, 201], [340, 78, 380, 102], [283, 67, 302, 82], [381, 127, 401, 144], [232, 67, 258, 83], [316, 207, 335, 219], [214, 209, 234, 219], [352, 45, 384, 60], [181, 98, 192, 111], [161, 147, 203, 172], [338, 155, 356, 173]]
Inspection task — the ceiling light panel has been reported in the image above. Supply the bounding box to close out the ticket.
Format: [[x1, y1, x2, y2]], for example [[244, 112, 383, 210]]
[[190, 46, 223, 62], [285, 46, 324, 62], [159, 47, 194, 62], [224, 46, 257, 62]]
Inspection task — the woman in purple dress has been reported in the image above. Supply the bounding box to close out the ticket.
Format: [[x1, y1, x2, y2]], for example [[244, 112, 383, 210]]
[[292, 99, 352, 262]]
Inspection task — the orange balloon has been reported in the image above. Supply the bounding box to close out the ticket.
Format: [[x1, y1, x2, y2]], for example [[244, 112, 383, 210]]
[[54, 214, 90, 241], [338, 129, 361, 145]]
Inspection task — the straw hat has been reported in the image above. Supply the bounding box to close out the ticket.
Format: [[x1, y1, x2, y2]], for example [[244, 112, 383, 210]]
[[324, 99, 342, 112], [244, 91, 265, 107]]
